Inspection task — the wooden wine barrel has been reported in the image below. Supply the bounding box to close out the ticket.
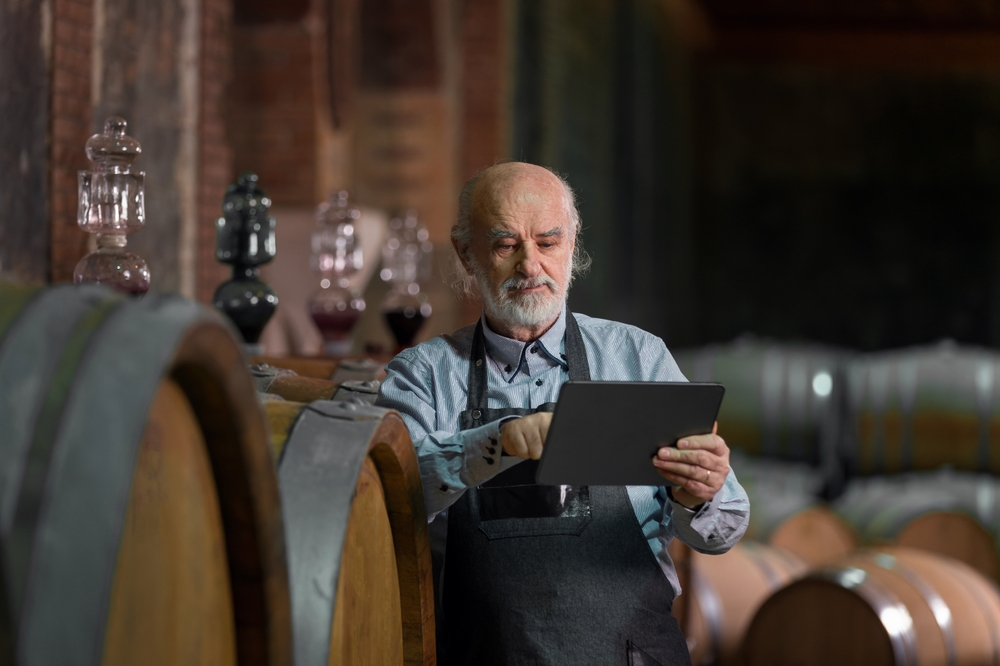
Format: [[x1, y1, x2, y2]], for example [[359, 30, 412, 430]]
[[251, 364, 380, 404], [684, 541, 807, 666], [0, 282, 292, 666], [674, 339, 846, 470], [734, 453, 857, 567], [253, 355, 341, 379], [835, 472, 1000, 581], [743, 547, 1000, 666], [264, 400, 434, 666], [252, 355, 384, 382], [844, 341, 1000, 475]]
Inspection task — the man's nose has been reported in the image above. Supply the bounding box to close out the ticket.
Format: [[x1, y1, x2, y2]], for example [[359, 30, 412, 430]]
[[515, 244, 542, 276]]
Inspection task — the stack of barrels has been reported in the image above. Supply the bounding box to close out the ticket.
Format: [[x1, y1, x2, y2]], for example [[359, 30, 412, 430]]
[[673, 337, 1000, 666], [0, 282, 434, 666]]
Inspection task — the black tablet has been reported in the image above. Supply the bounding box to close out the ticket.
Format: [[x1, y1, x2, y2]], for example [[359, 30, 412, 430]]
[[535, 381, 725, 487]]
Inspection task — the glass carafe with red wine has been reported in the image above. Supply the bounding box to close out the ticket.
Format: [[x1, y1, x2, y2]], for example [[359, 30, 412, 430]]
[[380, 210, 433, 352], [308, 191, 365, 356]]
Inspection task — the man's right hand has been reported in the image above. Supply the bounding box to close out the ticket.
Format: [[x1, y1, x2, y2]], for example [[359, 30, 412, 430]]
[[500, 412, 553, 460]]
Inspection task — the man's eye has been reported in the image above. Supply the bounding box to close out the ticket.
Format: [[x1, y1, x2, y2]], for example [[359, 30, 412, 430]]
[[497, 244, 515, 251]]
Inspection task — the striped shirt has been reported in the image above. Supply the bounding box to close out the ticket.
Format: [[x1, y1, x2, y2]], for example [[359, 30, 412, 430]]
[[376, 306, 750, 595]]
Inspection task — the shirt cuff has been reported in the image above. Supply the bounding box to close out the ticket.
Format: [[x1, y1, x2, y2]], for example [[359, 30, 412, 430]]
[[668, 486, 719, 527], [497, 415, 521, 455], [461, 419, 506, 484]]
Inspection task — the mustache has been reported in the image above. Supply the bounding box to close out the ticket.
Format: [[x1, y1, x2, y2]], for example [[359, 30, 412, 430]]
[[499, 275, 559, 294]]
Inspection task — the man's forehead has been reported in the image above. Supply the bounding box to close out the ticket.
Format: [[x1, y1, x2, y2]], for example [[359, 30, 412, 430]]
[[513, 191, 544, 205]]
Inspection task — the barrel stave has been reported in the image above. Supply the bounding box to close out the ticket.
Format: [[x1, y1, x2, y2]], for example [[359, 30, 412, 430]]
[[330, 456, 404, 665], [744, 579, 897, 666], [744, 547, 1000, 666], [834, 472, 1000, 582], [169, 321, 293, 666], [271, 401, 435, 666], [684, 542, 807, 665], [844, 344, 1000, 476], [103, 379, 236, 666]]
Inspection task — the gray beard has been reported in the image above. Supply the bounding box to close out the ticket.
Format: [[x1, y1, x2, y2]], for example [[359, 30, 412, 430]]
[[472, 263, 568, 332]]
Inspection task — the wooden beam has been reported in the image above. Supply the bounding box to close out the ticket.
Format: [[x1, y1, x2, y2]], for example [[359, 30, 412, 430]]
[[0, 0, 51, 283], [711, 28, 1000, 72]]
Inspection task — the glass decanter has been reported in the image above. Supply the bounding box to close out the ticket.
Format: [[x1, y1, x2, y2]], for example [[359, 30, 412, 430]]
[[213, 173, 278, 354], [380, 209, 432, 351], [73, 116, 150, 294], [309, 191, 365, 356]]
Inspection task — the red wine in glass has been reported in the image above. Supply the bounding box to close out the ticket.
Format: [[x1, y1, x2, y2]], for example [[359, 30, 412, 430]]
[[384, 308, 426, 349], [310, 309, 361, 341]]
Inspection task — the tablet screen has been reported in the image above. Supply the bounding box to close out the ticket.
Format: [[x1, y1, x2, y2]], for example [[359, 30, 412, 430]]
[[535, 381, 724, 487]]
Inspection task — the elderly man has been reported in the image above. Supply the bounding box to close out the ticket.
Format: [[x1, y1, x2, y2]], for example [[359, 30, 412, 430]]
[[376, 162, 749, 666]]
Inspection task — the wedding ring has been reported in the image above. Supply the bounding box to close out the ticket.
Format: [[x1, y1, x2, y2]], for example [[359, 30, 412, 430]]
[[704, 470, 711, 483]]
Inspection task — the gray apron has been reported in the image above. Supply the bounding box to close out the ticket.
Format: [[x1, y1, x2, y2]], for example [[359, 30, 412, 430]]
[[442, 313, 691, 666]]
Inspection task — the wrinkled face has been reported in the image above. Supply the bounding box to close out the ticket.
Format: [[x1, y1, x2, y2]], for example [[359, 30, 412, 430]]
[[461, 170, 575, 331]]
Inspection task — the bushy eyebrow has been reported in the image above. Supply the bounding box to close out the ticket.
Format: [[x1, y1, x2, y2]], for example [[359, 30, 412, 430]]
[[486, 227, 564, 241]]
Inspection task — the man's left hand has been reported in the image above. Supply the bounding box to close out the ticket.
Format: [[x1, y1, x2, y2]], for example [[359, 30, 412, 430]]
[[652, 422, 730, 508]]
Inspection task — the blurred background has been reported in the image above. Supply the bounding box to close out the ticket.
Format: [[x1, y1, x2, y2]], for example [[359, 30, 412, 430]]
[[7, 0, 1000, 353], [11, 3, 1000, 662]]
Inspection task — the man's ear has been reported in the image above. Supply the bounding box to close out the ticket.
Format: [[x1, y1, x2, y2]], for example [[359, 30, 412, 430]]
[[451, 234, 474, 276]]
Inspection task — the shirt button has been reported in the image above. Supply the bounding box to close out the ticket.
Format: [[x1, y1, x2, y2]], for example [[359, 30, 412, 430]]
[[531, 346, 538, 354], [535, 379, 543, 386], [505, 364, 511, 372], [472, 409, 482, 419]]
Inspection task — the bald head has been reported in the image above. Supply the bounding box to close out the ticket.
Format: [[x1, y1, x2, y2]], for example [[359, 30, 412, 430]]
[[451, 162, 588, 297], [469, 163, 571, 225]]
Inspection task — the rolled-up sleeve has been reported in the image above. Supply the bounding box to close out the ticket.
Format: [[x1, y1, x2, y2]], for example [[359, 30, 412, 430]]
[[666, 468, 749, 554]]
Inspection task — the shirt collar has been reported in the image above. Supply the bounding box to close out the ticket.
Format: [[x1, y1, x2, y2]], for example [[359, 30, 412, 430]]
[[481, 306, 569, 382]]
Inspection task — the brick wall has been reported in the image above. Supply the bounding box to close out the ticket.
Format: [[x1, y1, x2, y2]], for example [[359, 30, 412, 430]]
[[49, 0, 94, 284], [228, 22, 318, 207], [455, 0, 507, 322], [197, 0, 234, 303], [459, 0, 507, 181]]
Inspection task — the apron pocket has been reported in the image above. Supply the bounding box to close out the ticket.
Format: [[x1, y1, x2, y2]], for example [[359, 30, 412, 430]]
[[627, 640, 665, 666], [477, 484, 592, 539]]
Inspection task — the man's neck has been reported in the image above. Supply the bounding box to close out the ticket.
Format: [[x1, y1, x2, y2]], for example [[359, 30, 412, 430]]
[[484, 312, 560, 342]]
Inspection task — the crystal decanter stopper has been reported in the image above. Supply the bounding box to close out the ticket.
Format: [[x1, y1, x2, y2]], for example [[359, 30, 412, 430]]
[[212, 173, 278, 354], [380, 209, 432, 351], [73, 116, 150, 294], [309, 191, 365, 357]]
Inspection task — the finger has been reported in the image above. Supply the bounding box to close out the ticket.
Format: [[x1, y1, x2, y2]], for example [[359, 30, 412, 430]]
[[656, 446, 729, 472], [504, 428, 528, 458], [657, 471, 715, 500], [536, 414, 552, 443], [676, 436, 730, 466], [517, 429, 535, 459], [526, 427, 545, 460], [653, 460, 714, 480], [677, 433, 725, 453], [654, 459, 729, 488], [653, 459, 727, 492]]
